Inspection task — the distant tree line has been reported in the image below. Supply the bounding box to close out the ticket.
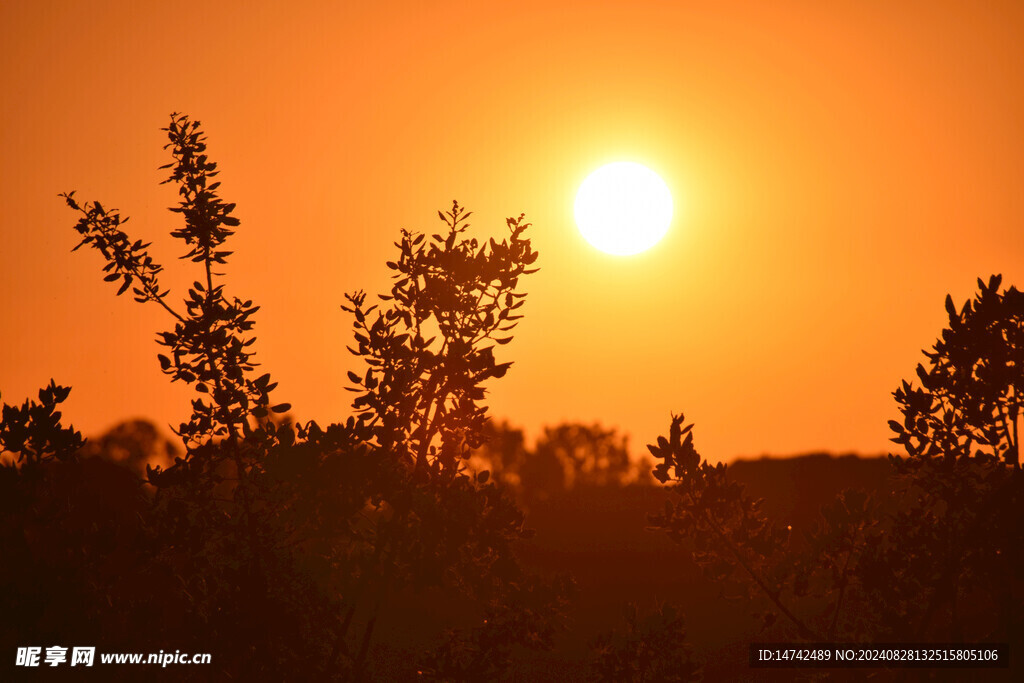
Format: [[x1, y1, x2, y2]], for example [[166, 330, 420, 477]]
[[472, 420, 650, 501]]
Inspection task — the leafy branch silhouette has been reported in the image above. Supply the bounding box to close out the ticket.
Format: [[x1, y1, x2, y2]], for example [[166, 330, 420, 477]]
[[341, 200, 537, 473], [0, 381, 84, 464], [890, 274, 1023, 467]]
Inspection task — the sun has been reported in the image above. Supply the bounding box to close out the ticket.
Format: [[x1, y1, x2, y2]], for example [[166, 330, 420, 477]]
[[574, 161, 673, 256]]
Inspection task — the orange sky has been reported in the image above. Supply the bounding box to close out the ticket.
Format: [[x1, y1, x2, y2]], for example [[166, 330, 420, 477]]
[[2, 0, 1023, 461]]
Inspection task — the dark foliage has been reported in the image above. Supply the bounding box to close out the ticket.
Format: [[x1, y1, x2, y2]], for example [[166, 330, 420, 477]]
[[3, 114, 565, 680], [589, 603, 700, 683], [646, 413, 819, 638], [0, 381, 84, 464], [646, 276, 1024, 655], [870, 274, 1024, 643], [889, 275, 1023, 467]]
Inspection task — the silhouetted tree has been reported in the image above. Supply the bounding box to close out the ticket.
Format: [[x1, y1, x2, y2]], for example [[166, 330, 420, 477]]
[[475, 421, 637, 501], [79, 418, 178, 475], [535, 422, 632, 489]]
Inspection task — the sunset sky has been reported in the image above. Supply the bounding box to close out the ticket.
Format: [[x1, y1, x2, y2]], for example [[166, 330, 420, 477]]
[[2, 0, 1022, 461]]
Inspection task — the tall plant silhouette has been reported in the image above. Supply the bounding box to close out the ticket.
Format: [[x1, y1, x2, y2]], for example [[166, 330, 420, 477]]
[[55, 114, 335, 676], [870, 275, 1023, 642], [64, 114, 287, 459], [61, 116, 293, 667], [336, 201, 564, 679]]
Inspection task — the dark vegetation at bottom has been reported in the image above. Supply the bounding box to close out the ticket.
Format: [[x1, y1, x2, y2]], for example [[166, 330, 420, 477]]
[[2, 115, 1021, 680]]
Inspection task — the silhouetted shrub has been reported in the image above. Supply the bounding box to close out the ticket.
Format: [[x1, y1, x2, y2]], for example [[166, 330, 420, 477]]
[[647, 275, 1023, 648], [0, 381, 84, 464], [890, 275, 1023, 467], [2, 113, 565, 680], [867, 274, 1024, 642]]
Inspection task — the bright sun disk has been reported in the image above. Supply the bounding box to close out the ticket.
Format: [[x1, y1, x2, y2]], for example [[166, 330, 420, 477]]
[[574, 161, 673, 256]]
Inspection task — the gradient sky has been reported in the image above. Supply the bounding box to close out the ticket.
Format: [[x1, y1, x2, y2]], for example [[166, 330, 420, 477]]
[[2, 0, 1022, 461]]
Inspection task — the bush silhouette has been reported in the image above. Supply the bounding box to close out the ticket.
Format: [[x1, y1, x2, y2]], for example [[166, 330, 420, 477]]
[[0, 381, 84, 465], [890, 275, 1023, 467], [869, 275, 1024, 642], [646, 275, 1023, 647], [2, 113, 565, 680]]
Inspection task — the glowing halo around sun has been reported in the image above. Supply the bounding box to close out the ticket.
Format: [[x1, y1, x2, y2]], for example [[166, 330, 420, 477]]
[[574, 161, 673, 256]]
